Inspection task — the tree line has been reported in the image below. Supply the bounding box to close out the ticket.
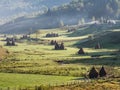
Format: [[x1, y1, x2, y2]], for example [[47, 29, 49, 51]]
[[51, 0, 120, 19]]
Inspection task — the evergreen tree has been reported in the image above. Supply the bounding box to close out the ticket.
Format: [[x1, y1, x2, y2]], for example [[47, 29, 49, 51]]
[[78, 48, 85, 54], [99, 66, 107, 77], [54, 40, 57, 44], [55, 42, 59, 50], [6, 38, 16, 46], [60, 42, 64, 50], [11, 39, 15, 46], [50, 40, 54, 45], [6, 37, 9, 41], [95, 43, 101, 49], [89, 66, 99, 79], [6, 40, 11, 46]]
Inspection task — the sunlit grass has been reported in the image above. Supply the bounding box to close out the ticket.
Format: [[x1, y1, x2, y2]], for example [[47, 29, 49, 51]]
[[0, 73, 77, 88], [0, 28, 119, 88]]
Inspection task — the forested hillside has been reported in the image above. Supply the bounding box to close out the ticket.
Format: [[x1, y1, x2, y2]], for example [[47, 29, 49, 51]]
[[55, 0, 120, 18], [0, 0, 120, 34], [0, 0, 71, 25]]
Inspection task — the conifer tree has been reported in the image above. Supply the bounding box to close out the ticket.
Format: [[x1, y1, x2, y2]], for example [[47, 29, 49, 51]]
[[6, 40, 11, 46], [60, 42, 64, 50], [50, 40, 54, 45], [89, 66, 99, 79], [78, 48, 85, 54], [99, 66, 107, 77], [11, 39, 15, 46], [55, 42, 59, 50], [95, 42, 101, 49]]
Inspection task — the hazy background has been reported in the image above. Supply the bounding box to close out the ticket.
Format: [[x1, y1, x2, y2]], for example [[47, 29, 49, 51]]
[[0, 0, 120, 34], [0, 0, 71, 24]]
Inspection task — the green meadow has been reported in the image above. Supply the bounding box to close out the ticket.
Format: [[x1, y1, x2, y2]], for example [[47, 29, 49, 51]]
[[0, 28, 120, 89], [0, 73, 77, 88]]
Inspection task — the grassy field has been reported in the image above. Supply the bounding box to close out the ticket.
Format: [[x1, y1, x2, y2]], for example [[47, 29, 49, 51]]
[[0, 73, 77, 88], [0, 28, 120, 89], [53, 78, 120, 90]]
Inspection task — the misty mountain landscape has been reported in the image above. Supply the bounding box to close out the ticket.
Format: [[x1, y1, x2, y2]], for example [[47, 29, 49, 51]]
[[0, 0, 71, 24], [0, 0, 120, 90], [0, 0, 120, 34]]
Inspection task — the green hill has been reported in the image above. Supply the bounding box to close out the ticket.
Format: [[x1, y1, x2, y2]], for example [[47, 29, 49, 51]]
[[0, 0, 120, 34], [75, 30, 120, 48]]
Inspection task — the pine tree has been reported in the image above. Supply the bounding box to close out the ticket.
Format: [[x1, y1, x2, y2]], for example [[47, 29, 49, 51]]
[[78, 48, 85, 54], [99, 66, 107, 77], [50, 40, 54, 45], [11, 39, 15, 46], [55, 42, 59, 50], [6, 40, 11, 46], [54, 40, 57, 44], [89, 66, 99, 79], [95, 43, 101, 49], [6, 37, 9, 41], [60, 42, 64, 50]]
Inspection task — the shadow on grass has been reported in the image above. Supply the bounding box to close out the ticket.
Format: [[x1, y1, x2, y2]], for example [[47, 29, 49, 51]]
[[63, 56, 120, 66], [69, 49, 118, 58]]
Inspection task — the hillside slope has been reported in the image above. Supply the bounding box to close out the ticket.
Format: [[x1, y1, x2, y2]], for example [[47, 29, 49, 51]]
[[0, 0, 120, 34], [0, 0, 71, 24], [75, 30, 120, 48]]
